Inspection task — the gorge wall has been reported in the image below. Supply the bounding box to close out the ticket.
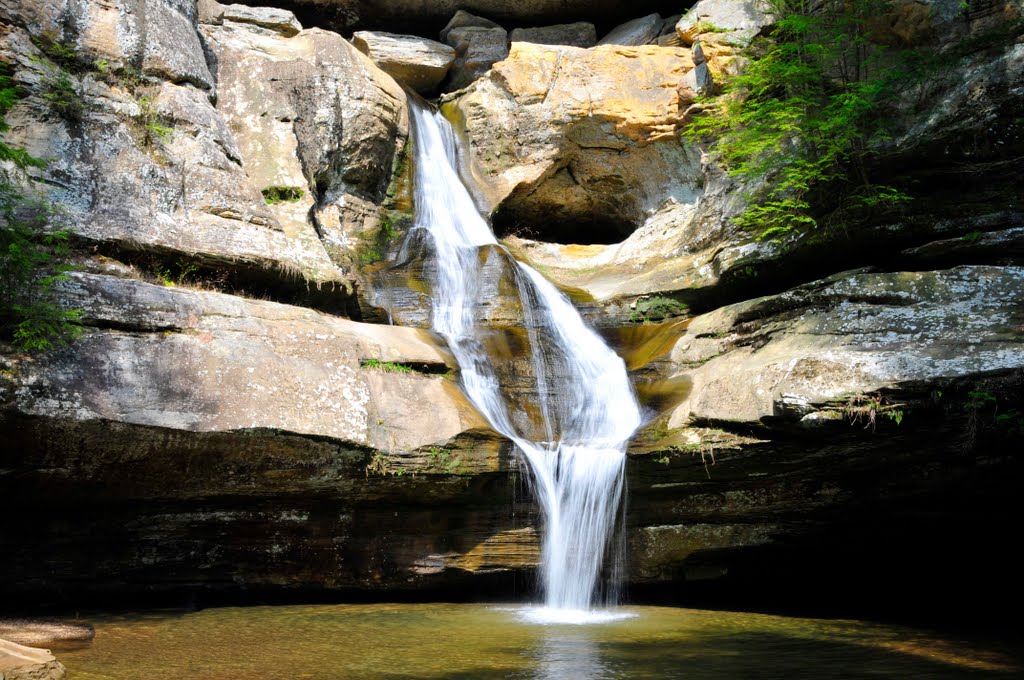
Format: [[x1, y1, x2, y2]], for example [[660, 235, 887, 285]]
[[1, 0, 1022, 621]]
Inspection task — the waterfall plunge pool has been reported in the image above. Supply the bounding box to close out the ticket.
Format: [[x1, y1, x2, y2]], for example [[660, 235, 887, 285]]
[[49, 603, 1019, 679]]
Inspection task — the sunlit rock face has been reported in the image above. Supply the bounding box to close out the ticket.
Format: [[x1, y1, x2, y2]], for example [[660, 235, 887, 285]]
[[0, 0, 409, 302]]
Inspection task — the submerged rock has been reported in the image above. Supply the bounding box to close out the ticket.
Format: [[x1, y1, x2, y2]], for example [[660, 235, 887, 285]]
[[352, 31, 456, 94]]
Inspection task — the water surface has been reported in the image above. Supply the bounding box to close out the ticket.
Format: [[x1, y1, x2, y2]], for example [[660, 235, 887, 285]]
[[54, 603, 1019, 679]]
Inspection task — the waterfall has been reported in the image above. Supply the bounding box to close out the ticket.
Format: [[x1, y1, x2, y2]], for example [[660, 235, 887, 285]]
[[405, 101, 642, 616]]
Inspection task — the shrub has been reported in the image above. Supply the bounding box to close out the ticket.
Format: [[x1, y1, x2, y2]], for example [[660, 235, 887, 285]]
[[685, 0, 920, 241], [1, 62, 81, 350], [261, 186, 304, 204]]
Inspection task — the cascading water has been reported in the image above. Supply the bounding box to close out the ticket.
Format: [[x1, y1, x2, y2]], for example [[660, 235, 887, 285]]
[[404, 101, 642, 617]]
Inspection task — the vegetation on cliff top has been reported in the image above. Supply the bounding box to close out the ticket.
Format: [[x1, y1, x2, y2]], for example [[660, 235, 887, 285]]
[[686, 0, 928, 241], [0, 62, 81, 350]]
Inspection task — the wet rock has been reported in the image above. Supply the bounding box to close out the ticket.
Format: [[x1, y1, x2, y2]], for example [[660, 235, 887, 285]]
[[221, 3, 302, 36], [444, 25, 509, 90], [352, 31, 455, 94], [509, 22, 596, 47], [0, 639, 65, 680], [598, 13, 663, 46]]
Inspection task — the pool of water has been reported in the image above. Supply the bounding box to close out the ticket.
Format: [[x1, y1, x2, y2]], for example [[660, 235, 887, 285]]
[[52, 603, 1019, 679]]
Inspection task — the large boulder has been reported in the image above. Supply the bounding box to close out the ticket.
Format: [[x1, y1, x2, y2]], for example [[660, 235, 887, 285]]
[[221, 3, 302, 36], [0, 639, 65, 680], [667, 265, 1024, 426], [598, 13, 663, 46], [509, 22, 596, 47], [444, 25, 509, 90], [438, 9, 502, 41], [7, 271, 482, 452], [204, 20, 410, 277], [352, 31, 455, 94], [443, 42, 699, 221], [675, 0, 774, 46]]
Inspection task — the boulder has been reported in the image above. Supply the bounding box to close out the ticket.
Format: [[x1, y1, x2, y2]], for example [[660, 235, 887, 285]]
[[509, 22, 597, 47], [667, 266, 1024, 426], [444, 25, 509, 90], [221, 3, 302, 36], [675, 0, 774, 46], [598, 13, 663, 46], [0, 622, 93, 647], [439, 9, 502, 42], [202, 20, 409, 276], [7, 271, 481, 453], [352, 31, 456, 94], [0, 639, 65, 680], [441, 42, 700, 247]]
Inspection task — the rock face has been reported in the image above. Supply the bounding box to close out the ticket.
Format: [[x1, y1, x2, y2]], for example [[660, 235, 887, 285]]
[[352, 31, 455, 94], [9, 271, 485, 451], [203, 18, 409, 278], [0, 639, 65, 680], [0, 268, 521, 600], [1, 0, 409, 311]]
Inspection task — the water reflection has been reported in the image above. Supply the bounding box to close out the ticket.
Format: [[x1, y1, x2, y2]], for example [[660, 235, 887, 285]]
[[529, 625, 610, 680], [49, 603, 1020, 680]]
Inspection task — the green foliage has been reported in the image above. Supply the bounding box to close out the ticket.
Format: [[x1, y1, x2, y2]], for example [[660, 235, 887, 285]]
[[360, 359, 414, 374], [41, 68, 83, 121], [136, 95, 173, 146], [685, 0, 919, 241], [261, 186, 304, 204], [358, 209, 409, 266], [155, 259, 198, 287], [962, 382, 1024, 450], [842, 393, 906, 431], [1, 62, 81, 351], [366, 452, 405, 477], [427, 446, 463, 474], [630, 295, 688, 324]]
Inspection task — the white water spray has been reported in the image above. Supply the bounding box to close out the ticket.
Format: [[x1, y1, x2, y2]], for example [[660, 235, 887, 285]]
[[406, 102, 642, 616]]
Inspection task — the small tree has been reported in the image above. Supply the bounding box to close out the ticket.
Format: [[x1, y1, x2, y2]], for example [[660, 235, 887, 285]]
[[1, 61, 81, 350], [685, 0, 916, 241]]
